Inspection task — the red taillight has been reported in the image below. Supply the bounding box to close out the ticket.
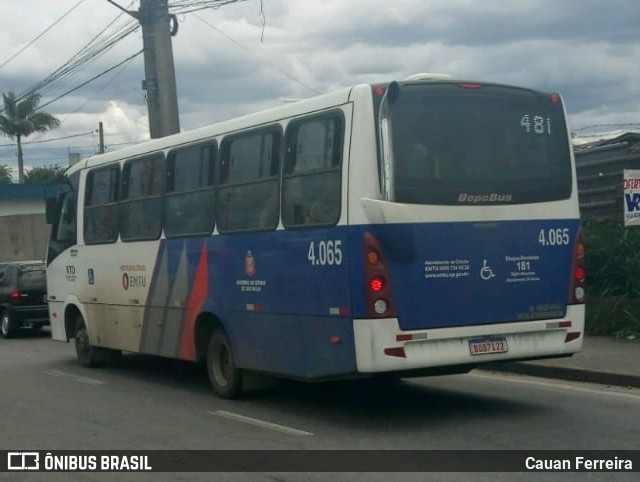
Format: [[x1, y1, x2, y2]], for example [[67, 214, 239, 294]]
[[373, 85, 385, 97], [550, 93, 561, 104], [565, 332, 581, 343], [9, 290, 21, 304], [569, 229, 585, 304], [370, 277, 385, 292], [459, 83, 482, 89], [364, 232, 397, 318]]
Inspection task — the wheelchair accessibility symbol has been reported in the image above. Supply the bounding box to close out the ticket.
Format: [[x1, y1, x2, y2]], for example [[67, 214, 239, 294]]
[[480, 259, 496, 280]]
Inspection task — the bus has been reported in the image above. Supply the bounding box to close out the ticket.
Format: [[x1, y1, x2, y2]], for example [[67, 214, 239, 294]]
[[45, 74, 585, 398]]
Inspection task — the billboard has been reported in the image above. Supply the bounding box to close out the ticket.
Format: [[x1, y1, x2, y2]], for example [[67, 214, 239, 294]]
[[623, 169, 640, 226]]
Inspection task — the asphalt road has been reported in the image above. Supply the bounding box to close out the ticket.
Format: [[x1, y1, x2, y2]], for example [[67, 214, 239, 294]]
[[1, 329, 639, 482]]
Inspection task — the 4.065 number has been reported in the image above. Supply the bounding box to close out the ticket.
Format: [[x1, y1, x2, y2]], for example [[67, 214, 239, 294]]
[[308, 240, 343, 266], [538, 228, 570, 246]]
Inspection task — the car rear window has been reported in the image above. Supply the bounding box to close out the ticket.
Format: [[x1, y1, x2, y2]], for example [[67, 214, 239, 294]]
[[18, 266, 46, 290]]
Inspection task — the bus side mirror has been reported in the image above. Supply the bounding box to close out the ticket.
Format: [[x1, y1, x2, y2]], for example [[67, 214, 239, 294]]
[[387, 81, 400, 103], [45, 196, 60, 225]]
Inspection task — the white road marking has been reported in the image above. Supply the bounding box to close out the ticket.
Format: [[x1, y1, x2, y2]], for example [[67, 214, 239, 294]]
[[208, 410, 313, 436], [44, 370, 106, 386], [471, 371, 640, 402]]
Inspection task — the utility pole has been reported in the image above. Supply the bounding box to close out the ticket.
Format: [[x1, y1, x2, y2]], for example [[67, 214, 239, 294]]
[[98, 122, 105, 153], [107, 0, 180, 139], [139, 0, 180, 138]]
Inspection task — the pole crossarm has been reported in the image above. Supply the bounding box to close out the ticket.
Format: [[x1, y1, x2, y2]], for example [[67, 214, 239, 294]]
[[105, 0, 139, 19]]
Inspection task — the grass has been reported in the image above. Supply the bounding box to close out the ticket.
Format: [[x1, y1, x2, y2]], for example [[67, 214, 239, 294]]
[[582, 220, 640, 339]]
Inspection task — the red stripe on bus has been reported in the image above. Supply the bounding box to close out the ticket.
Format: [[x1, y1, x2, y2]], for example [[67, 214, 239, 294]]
[[179, 242, 209, 361]]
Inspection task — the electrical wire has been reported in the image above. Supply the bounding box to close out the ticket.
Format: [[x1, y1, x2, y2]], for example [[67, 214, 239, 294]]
[[0, 131, 94, 147], [193, 12, 321, 95], [36, 50, 143, 112], [0, 0, 86, 72], [2, 2, 139, 112], [169, 0, 249, 15]]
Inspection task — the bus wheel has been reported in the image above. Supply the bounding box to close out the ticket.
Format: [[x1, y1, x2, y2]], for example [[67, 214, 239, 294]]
[[206, 330, 243, 399], [74, 316, 102, 368], [0, 311, 16, 339]]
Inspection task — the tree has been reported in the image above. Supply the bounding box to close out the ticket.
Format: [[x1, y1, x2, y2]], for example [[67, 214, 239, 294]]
[[0, 92, 60, 184], [24, 165, 67, 184], [0, 164, 12, 184]]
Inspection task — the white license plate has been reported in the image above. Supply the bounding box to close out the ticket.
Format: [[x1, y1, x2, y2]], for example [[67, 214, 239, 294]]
[[469, 336, 508, 356]]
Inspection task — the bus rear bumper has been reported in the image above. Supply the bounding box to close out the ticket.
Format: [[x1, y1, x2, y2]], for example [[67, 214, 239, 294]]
[[353, 305, 585, 373]]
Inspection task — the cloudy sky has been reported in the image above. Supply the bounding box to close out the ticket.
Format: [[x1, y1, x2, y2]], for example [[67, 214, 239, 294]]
[[0, 0, 639, 179]]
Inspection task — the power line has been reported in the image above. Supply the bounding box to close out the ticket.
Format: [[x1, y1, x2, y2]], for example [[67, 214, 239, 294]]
[[36, 50, 144, 112], [69, 52, 139, 114], [170, 0, 250, 15], [193, 12, 321, 95], [0, 131, 93, 147], [0, 0, 86, 72], [0, 3, 139, 113]]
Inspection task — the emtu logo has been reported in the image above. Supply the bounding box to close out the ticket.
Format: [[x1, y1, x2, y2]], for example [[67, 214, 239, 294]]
[[7, 452, 39, 470]]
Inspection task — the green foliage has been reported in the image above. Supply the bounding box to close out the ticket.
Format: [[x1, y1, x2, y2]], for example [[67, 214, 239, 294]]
[[0, 91, 60, 183], [583, 219, 640, 338], [24, 165, 66, 183], [0, 164, 12, 183]]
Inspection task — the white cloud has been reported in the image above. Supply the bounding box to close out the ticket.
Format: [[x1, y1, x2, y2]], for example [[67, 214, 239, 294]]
[[0, 0, 639, 173]]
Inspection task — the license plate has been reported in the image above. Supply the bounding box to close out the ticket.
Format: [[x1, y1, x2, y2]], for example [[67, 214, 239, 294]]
[[469, 336, 509, 356]]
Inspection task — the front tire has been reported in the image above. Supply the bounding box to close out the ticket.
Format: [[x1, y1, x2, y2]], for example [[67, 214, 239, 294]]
[[74, 316, 102, 368], [206, 330, 243, 399], [0, 311, 16, 339]]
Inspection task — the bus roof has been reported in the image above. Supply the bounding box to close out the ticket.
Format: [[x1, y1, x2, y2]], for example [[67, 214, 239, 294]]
[[68, 85, 358, 174]]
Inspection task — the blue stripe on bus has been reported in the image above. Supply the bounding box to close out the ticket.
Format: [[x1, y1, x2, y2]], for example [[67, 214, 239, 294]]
[[140, 218, 579, 378]]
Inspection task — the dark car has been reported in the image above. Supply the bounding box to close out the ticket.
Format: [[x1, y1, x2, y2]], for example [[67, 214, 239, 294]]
[[0, 261, 49, 338]]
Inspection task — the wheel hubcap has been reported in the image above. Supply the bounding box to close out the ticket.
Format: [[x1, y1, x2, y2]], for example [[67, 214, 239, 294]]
[[1, 316, 7, 334], [213, 344, 231, 386], [76, 327, 88, 353]]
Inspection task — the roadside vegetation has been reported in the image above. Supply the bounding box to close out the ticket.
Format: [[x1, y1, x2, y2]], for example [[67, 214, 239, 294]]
[[583, 219, 640, 339]]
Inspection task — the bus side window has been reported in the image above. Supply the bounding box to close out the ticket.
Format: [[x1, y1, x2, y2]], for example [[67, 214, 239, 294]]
[[47, 191, 77, 263], [84, 165, 119, 244], [282, 112, 343, 228], [165, 143, 216, 238], [216, 128, 281, 233], [120, 155, 165, 242]]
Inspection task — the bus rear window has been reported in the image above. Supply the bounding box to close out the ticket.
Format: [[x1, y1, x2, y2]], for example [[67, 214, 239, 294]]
[[387, 84, 572, 205]]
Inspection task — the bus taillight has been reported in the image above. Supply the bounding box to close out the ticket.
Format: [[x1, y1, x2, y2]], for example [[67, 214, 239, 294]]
[[569, 229, 585, 304], [373, 85, 386, 97], [370, 277, 385, 292], [364, 233, 397, 318]]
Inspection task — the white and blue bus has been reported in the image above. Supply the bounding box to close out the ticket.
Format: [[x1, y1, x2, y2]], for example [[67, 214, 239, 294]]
[[46, 74, 585, 398]]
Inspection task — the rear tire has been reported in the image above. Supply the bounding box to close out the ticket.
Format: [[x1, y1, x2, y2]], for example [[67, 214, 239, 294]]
[[206, 329, 243, 399], [0, 311, 16, 339]]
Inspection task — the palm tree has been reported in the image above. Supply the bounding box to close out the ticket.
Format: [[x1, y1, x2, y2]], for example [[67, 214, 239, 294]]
[[0, 164, 12, 183], [0, 92, 60, 183]]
